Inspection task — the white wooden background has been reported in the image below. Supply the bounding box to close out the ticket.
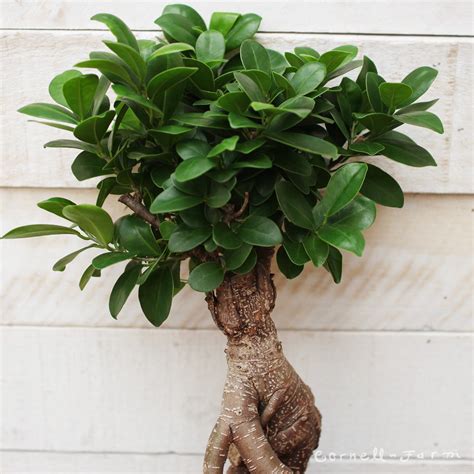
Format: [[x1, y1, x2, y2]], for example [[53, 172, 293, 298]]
[[0, 1, 473, 473]]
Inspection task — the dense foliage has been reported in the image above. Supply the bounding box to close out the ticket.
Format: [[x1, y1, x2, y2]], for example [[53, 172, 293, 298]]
[[3, 4, 443, 326]]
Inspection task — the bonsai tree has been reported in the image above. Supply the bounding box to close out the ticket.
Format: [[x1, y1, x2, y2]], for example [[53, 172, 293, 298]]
[[3, 4, 443, 472]]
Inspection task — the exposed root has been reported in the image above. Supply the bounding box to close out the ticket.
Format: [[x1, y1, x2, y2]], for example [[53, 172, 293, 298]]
[[203, 249, 322, 473]]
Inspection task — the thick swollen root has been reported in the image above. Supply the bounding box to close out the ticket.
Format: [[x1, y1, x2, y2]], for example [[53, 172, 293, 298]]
[[203, 249, 321, 473]]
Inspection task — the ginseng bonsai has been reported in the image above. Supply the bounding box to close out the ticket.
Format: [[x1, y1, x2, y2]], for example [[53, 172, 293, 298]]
[[3, 4, 443, 473]]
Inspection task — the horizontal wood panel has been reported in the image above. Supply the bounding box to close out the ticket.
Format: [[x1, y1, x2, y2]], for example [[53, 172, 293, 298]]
[[1, 327, 472, 457], [1, 0, 472, 36], [2, 452, 473, 474], [0, 31, 472, 193], [1, 189, 472, 331]]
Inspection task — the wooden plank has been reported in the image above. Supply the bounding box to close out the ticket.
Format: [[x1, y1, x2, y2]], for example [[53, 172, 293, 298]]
[[1, 31, 472, 193], [0, 0, 472, 36], [1, 188, 472, 331], [1, 327, 472, 457], [2, 451, 472, 473]]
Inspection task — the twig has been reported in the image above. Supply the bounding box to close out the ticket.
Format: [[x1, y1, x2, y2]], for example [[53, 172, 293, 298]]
[[230, 192, 249, 220], [118, 193, 160, 229]]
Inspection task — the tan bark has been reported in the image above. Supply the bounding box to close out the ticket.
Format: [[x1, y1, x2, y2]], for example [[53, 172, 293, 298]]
[[203, 249, 322, 473]]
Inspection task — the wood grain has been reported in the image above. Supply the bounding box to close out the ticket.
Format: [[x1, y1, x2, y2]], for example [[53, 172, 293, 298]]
[[1, 327, 472, 457], [1, 31, 472, 192], [1, 188, 471, 331], [1, 0, 472, 36]]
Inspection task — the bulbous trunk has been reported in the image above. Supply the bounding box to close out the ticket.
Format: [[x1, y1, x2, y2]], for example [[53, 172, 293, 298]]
[[203, 249, 322, 473]]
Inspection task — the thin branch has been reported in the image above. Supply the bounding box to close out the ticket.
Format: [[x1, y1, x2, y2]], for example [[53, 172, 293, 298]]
[[230, 192, 249, 220], [118, 193, 160, 229]]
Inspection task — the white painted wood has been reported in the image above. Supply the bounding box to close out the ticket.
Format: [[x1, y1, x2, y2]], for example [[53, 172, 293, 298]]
[[1, 327, 472, 457], [2, 451, 473, 473], [1, 31, 472, 193], [1, 189, 472, 331], [0, 0, 472, 36]]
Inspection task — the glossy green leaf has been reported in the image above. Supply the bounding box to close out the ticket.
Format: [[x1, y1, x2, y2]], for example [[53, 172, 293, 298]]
[[324, 246, 343, 283], [212, 222, 242, 249], [138, 267, 174, 327], [241, 40, 271, 74], [376, 131, 437, 167], [52, 245, 96, 272], [365, 72, 385, 112], [92, 251, 134, 269], [353, 112, 400, 136], [238, 215, 282, 247], [79, 264, 101, 290], [328, 195, 376, 230], [400, 66, 438, 107], [162, 3, 207, 31], [290, 62, 326, 95], [44, 139, 97, 153], [268, 49, 288, 74], [196, 30, 226, 66], [18, 103, 78, 124], [71, 151, 108, 181], [349, 142, 384, 156], [175, 156, 216, 182], [228, 112, 263, 129], [62, 204, 114, 245], [265, 131, 338, 158], [188, 262, 224, 292], [225, 13, 262, 51], [275, 181, 314, 230], [232, 153, 272, 169], [154, 13, 197, 45], [396, 98, 438, 115], [319, 45, 357, 73], [276, 246, 304, 279], [109, 264, 141, 318], [103, 40, 147, 81], [1, 224, 80, 239], [149, 42, 195, 61], [234, 71, 265, 102], [116, 215, 161, 256], [208, 135, 240, 157], [37, 197, 76, 218], [49, 70, 82, 107], [318, 224, 365, 256], [217, 92, 250, 114], [360, 163, 404, 208], [168, 225, 211, 252], [379, 82, 413, 110], [356, 55, 377, 89], [206, 182, 231, 208], [210, 12, 240, 36], [321, 163, 368, 216], [75, 60, 133, 86], [283, 238, 310, 265], [92, 13, 139, 51], [159, 220, 177, 240], [176, 139, 211, 160], [273, 152, 312, 176], [150, 187, 202, 213], [73, 110, 115, 144], [395, 111, 444, 134], [302, 234, 329, 267], [223, 243, 253, 270], [63, 74, 99, 120]]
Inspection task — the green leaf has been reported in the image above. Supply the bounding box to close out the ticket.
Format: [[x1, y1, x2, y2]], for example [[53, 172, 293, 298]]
[[154, 13, 197, 45], [79, 264, 101, 290], [396, 99, 438, 115], [159, 220, 177, 240], [212, 223, 242, 249], [92, 251, 134, 269], [27, 120, 75, 132], [303, 234, 328, 267], [228, 112, 263, 129], [395, 111, 444, 134], [109, 264, 142, 318], [168, 225, 211, 252], [18, 103, 78, 124], [225, 13, 262, 51], [238, 215, 282, 247], [37, 197, 76, 218], [49, 70, 82, 107], [349, 142, 384, 156], [376, 131, 437, 167], [283, 238, 310, 265], [162, 3, 207, 31], [273, 152, 312, 176], [318, 224, 365, 256], [71, 151, 108, 181], [236, 138, 266, 154], [232, 153, 272, 169], [379, 82, 413, 110], [234, 71, 265, 102], [276, 246, 304, 279], [206, 182, 231, 208], [188, 262, 224, 292], [353, 112, 400, 136], [233, 248, 257, 274], [223, 243, 253, 270], [324, 246, 343, 283], [2, 224, 81, 239], [53, 245, 95, 272], [210, 12, 240, 36], [275, 181, 314, 230], [268, 49, 288, 75], [321, 163, 368, 216], [103, 40, 147, 81], [366, 72, 385, 112], [73, 110, 115, 144], [208, 136, 240, 157], [196, 30, 226, 66], [138, 267, 174, 327], [75, 60, 133, 87], [147, 67, 197, 101], [62, 204, 114, 245], [356, 55, 377, 89], [400, 66, 438, 107], [116, 215, 161, 256], [150, 186, 202, 213], [241, 40, 271, 74], [113, 84, 162, 114], [149, 43, 195, 61], [290, 62, 326, 95], [319, 45, 357, 73], [175, 157, 216, 182], [265, 131, 338, 158], [91, 13, 139, 51], [44, 139, 97, 153], [360, 163, 404, 208], [217, 92, 250, 114], [174, 112, 228, 129], [176, 139, 211, 160], [328, 195, 376, 230], [63, 74, 99, 120]]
